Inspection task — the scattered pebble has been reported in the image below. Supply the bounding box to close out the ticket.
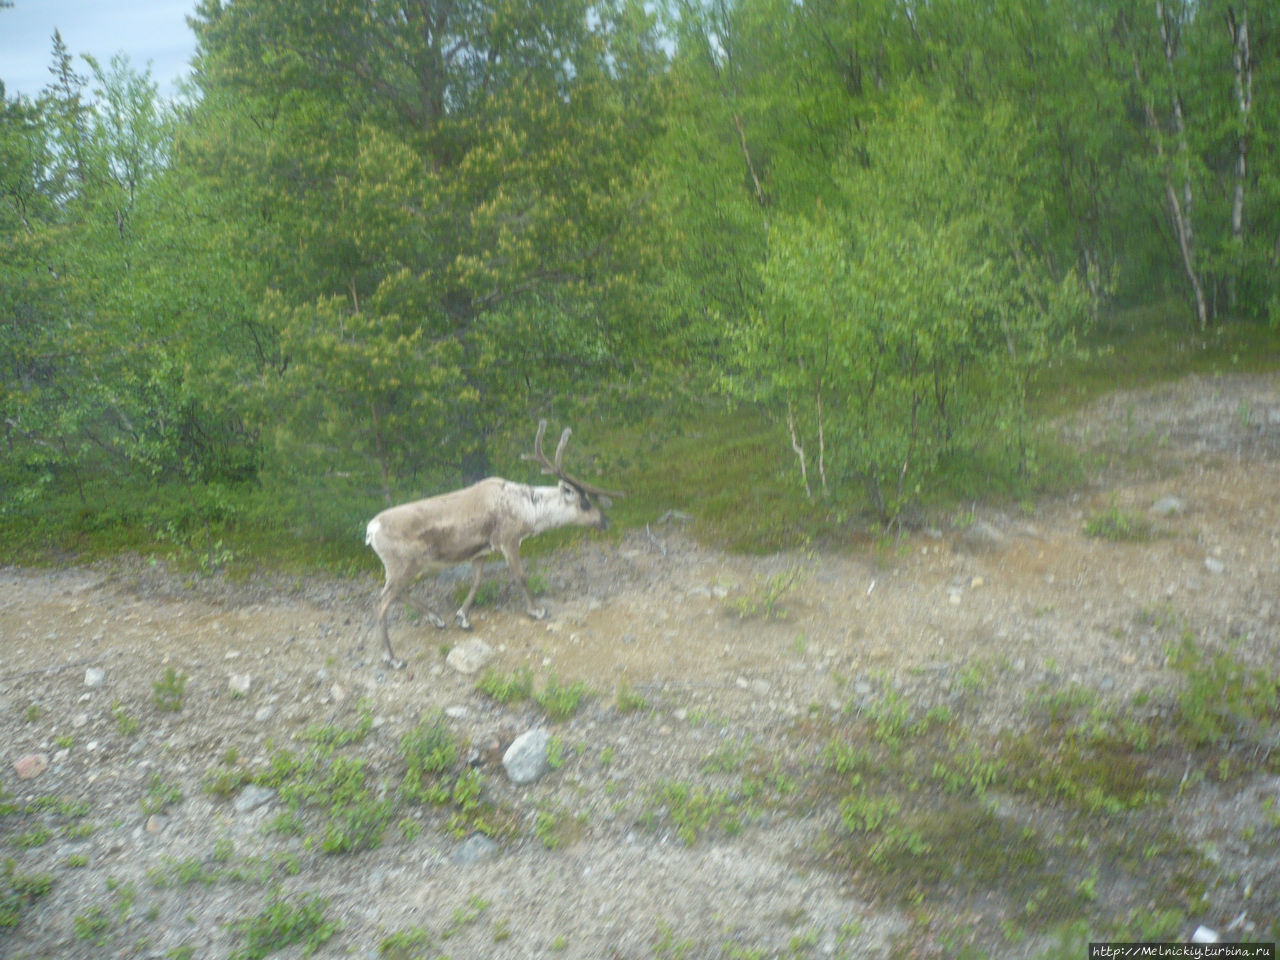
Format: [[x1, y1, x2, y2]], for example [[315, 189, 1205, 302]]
[[229, 673, 252, 697], [1191, 926, 1219, 944], [84, 667, 106, 688], [14, 753, 48, 780]]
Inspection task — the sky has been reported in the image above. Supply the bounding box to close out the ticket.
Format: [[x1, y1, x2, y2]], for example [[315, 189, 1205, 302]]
[[0, 0, 198, 100]]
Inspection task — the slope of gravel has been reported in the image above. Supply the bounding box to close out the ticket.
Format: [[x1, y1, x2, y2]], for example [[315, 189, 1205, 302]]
[[2, 372, 1279, 958]]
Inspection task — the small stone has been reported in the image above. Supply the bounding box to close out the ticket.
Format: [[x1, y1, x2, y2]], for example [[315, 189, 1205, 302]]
[[71, 713, 90, 728], [330, 683, 348, 702], [84, 667, 106, 688], [228, 673, 252, 697], [444, 705, 468, 720], [254, 706, 274, 723], [503, 728, 551, 785], [970, 576, 984, 589], [145, 814, 167, 834], [234, 785, 276, 813], [749, 678, 771, 697], [1191, 926, 1219, 944], [1151, 496, 1184, 517], [453, 833, 498, 865], [14, 753, 48, 780], [446, 638, 495, 675], [1204, 557, 1225, 575]]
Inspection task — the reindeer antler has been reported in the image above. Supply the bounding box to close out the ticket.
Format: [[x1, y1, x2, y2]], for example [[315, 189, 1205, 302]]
[[523, 420, 625, 500]]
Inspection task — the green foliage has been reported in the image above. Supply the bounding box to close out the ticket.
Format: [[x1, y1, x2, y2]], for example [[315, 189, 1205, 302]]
[[378, 926, 434, 960], [1084, 505, 1159, 543], [398, 715, 461, 805], [727, 560, 809, 621], [300, 702, 374, 747], [1168, 634, 1280, 750], [1, 859, 55, 928], [645, 780, 745, 846], [152, 667, 187, 713], [615, 678, 648, 714], [139, 774, 182, 815], [73, 905, 113, 945], [229, 891, 341, 960], [737, 89, 1088, 520], [535, 673, 593, 722], [111, 702, 140, 737], [476, 666, 536, 705], [4, 0, 1280, 552], [269, 748, 393, 855]]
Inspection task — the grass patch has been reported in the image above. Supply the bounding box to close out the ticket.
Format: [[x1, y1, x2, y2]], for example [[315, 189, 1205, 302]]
[[615, 678, 649, 713], [475, 666, 535, 705], [535, 673, 592, 722], [808, 657, 1280, 947], [229, 890, 340, 960], [152, 667, 188, 713], [257, 747, 394, 855], [1083, 504, 1159, 543], [140, 774, 183, 816], [1, 859, 55, 928], [1168, 633, 1280, 755]]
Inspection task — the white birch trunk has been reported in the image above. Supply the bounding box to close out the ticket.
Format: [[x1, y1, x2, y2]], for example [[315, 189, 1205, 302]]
[[1140, 3, 1209, 329], [1227, 6, 1252, 311]]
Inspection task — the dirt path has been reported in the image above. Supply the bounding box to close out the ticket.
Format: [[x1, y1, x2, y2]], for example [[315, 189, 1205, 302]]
[[2, 373, 1279, 958]]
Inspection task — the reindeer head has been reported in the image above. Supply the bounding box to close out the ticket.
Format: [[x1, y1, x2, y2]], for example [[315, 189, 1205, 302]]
[[524, 420, 624, 530]]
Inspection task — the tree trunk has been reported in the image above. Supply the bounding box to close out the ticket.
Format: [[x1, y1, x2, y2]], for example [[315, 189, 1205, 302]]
[[1132, 6, 1209, 330], [1226, 5, 1252, 313]]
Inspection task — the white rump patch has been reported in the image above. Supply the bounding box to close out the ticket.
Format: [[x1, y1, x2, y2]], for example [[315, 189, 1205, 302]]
[[365, 518, 381, 546]]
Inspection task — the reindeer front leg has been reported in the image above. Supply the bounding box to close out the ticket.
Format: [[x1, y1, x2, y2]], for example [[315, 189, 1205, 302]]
[[500, 542, 546, 620]]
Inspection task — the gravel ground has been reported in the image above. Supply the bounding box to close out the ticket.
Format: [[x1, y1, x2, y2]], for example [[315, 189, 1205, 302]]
[[2, 372, 1279, 959]]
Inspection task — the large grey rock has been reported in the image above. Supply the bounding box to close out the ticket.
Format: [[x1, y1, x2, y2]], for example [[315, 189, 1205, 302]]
[[446, 638, 495, 675], [234, 785, 276, 813], [503, 728, 551, 785]]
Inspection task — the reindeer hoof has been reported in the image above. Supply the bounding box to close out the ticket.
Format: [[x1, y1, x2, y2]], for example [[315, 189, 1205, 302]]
[[528, 606, 548, 621], [455, 611, 472, 631], [427, 613, 447, 630], [383, 654, 407, 670]]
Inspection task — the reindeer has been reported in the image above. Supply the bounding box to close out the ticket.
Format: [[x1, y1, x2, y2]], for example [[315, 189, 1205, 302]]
[[365, 421, 623, 668]]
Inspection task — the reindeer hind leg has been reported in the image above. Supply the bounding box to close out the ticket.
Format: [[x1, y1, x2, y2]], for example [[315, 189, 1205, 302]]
[[453, 558, 486, 630]]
